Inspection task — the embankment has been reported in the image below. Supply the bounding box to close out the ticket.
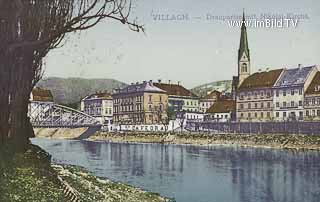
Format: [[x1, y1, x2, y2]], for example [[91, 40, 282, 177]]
[[89, 132, 320, 150], [34, 127, 88, 139]]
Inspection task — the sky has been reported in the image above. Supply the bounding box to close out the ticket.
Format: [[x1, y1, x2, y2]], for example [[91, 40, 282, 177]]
[[44, 0, 320, 88]]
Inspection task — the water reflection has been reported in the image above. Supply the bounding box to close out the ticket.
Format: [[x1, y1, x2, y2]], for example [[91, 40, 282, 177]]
[[32, 138, 320, 202]]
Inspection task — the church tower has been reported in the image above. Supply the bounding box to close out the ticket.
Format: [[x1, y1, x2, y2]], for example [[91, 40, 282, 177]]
[[238, 11, 251, 85]]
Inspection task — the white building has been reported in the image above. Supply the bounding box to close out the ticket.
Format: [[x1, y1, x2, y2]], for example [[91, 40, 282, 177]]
[[81, 92, 113, 129], [273, 65, 318, 121]]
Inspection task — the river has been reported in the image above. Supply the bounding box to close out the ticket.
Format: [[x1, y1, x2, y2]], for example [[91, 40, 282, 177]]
[[31, 138, 320, 202]]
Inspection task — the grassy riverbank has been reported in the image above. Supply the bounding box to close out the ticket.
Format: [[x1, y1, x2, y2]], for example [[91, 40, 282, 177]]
[[89, 132, 320, 150], [0, 144, 171, 202]]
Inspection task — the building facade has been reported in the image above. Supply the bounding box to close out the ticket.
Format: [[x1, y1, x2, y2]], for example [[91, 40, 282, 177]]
[[113, 81, 168, 125], [199, 90, 221, 113], [237, 69, 284, 122], [205, 99, 235, 122], [81, 92, 113, 125], [273, 65, 318, 121], [304, 71, 320, 121], [154, 82, 200, 113]]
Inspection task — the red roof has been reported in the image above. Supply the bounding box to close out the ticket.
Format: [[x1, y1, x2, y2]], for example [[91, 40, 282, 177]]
[[154, 83, 197, 97], [32, 87, 53, 102], [305, 71, 320, 95], [206, 100, 235, 113]]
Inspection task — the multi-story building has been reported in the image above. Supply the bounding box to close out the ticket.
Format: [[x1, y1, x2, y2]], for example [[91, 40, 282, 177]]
[[81, 92, 113, 125], [206, 99, 235, 122], [273, 65, 318, 121], [304, 71, 320, 120], [199, 90, 221, 113], [154, 82, 200, 113], [237, 69, 284, 122], [113, 81, 168, 125], [28, 87, 54, 122]]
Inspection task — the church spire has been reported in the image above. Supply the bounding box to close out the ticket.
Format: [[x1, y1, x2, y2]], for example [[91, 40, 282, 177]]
[[238, 10, 251, 85], [238, 10, 250, 61]]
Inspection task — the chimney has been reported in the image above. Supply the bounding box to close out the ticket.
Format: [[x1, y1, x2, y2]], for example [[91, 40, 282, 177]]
[[136, 82, 139, 85], [168, 80, 171, 85], [143, 80, 147, 84], [158, 79, 162, 83], [178, 81, 181, 86], [298, 64, 302, 69]]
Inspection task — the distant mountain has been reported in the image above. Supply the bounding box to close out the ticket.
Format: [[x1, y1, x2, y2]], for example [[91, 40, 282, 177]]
[[191, 80, 232, 97], [37, 77, 127, 104]]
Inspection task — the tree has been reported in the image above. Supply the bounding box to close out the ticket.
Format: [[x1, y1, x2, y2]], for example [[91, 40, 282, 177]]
[[0, 0, 143, 149], [154, 106, 175, 133]]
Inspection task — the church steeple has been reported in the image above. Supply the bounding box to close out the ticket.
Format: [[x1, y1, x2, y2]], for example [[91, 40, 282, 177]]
[[238, 10, 251, 85]]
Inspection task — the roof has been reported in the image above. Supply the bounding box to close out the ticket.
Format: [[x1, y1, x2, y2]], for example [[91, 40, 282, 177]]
[[203, 90, 221, 99], [206, 100, 235, 113], [238, 12, 250, 61], [238, 69, 283, 90], [113, 81, 166, 95], [83, 92, 112, 100], [31, 87, 53, 102], [274, 66, 315, 88], [305, 71, 320, 95], [154, 83, 198, 97]]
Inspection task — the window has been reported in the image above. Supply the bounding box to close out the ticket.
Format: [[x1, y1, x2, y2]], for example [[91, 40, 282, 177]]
[[240, 104, 244, 109], [260, 91, 264, 97], [291, 90, 295, 95], [248, 113, 251, 118], [276, 102, 280, 107], [241, 63, 248, 73], [299, 101, 303, 106], [299, 111, 303, 118], [291, 101, 294, 107], [283, 90, 286, 96], [317, 110, 320, 117], [312, 99, 315, 105], [261, 103, 264, 108], [267, 112, 270, 117], [149, 95, 152, 102], [261, 112, 264, 118], [240, 113, 244, 118], [299, 89, 303, 95], [276, 112, 279, 117], [267, 102, 271, 108], [276, 90, 279, 97], [248, 103, 251, 109], [283, 102, 286, 107], [255, 103, 258, 108], [159, 95, 162, 102], [255, 113, 258, 118], [306, 110, 310, 117], [283, 112, 287, 117]]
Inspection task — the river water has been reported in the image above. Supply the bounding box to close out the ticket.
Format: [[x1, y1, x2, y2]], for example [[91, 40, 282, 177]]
[[31, 138, 320, 202]]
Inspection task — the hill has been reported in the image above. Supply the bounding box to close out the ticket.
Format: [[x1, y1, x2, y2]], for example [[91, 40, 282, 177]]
[[37, 77, 127, 104], [191, 80, 232, 97]]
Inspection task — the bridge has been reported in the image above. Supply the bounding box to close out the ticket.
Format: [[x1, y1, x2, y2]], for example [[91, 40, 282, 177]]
[[28, 101, 101, 128]]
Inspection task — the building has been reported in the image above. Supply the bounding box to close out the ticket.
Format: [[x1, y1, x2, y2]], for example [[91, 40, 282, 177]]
[[273, 65, 318, 121], [81, 92, 113, 125], [199, 90, 221, 113], [237, 69, 284, 122], [154, 82, 200, 113], [30, 87, 54, 102], [238, 12, 251, 87], [205, 99, 235, 122], [113, 81, 168, 125], [303, 71, 320, 120]]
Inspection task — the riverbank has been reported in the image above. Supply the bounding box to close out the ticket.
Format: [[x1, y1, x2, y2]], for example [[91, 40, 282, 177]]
[[89, 132, 320, 150], [0, 144, 171, 202]]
